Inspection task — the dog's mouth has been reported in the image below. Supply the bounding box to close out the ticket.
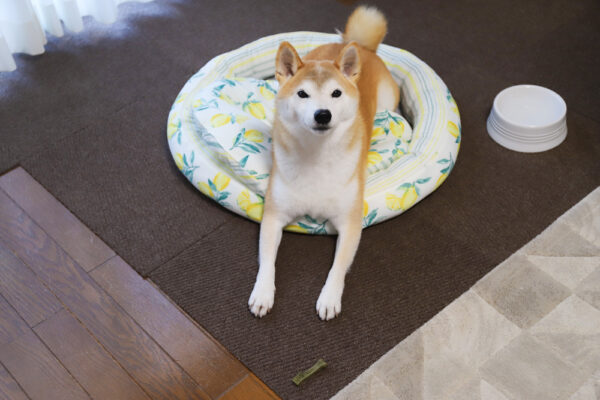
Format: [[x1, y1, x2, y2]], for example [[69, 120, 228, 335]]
[[312, 126, 331, 133]]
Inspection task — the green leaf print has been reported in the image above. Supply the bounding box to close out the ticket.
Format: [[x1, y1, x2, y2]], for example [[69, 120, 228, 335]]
[[298, 215, 329, 234], [230, 128, 267, 154], [239, 155, 249, 168], [363, 209, 378, 227], [208, 179, 217, 193]]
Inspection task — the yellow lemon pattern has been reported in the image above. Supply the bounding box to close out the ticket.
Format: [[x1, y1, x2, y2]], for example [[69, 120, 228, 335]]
[[449, 97, 459, 116], [246, 203, 264, 221], [285, 224, 309, 233], [235, 115, 249, 124], [174, 153, 184, 171], [400, 186, 418, 210], [390, 120, 405, 139], [386, 188, 416, 211], [244, 101, 266, 120], [369, 110, 413, 172], [230, 128, 267, 154], [211, 113, 232, 127], [259, 82, 277, 101], [213, 172, 230, 191], [174, 92, 187, 104], [198, 173, 231, 205], [436, 173, 448, 188], [260, 86, 275, 100], [385, 178, 431, 211], [372, 126, 385, 138], [367, 151, 383, 167], [192, 99, 203, 109], [385, 193, 402, 211], [219, 93, 238, 105], [237, 190, 264, 221], [236, 189, 251, 210], [447, 121, 461, 143], [244, 129, 264, 143]]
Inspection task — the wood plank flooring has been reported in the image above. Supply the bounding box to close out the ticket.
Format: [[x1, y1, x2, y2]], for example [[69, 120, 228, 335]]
[[0, 167, 279, 400]]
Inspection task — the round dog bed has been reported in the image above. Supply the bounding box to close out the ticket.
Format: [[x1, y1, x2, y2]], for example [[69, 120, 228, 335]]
[[167, 32, 461, 234]]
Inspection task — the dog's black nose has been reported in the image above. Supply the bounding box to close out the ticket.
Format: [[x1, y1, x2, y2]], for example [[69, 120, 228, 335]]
[[314, 109, 332, 125]]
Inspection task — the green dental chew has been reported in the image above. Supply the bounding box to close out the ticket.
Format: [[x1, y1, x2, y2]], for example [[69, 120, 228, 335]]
[[292, 359, 327, 386]]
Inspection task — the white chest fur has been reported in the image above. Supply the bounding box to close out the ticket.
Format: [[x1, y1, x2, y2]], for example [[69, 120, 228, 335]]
[[270, 127, 361, 223]]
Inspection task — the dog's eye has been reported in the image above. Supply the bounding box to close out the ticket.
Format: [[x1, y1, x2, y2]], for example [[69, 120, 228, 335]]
[[332, 89, 342, 98], [297, 90, 309, 98]]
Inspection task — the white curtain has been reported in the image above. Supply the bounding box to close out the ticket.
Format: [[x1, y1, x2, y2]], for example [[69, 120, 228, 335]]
[[0, 0, 152, 72]]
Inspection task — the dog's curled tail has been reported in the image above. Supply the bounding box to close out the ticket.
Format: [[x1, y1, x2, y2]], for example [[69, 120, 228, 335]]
[[343, 6, 387, 52]]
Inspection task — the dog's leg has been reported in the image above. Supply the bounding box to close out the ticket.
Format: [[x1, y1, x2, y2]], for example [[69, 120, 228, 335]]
[[248, 208, 287, 317], [316, 213, 362, 320]]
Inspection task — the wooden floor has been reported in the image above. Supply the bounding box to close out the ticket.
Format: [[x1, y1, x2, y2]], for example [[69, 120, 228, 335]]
[[0, 167, 279, 400]]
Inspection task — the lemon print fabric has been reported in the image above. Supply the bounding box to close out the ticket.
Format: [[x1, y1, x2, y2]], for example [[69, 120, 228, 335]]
[[191, 77, 276, 194], [190, 77, 414, 195], [167, 32, 461, 234], [368, 111, 413, 173], [237, 190, 264, 221], [385, 178, 430, 211], [198, 172, 231, 206]]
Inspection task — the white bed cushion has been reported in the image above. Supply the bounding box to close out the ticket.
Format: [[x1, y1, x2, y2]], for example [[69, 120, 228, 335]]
[[168, 32, 461, 234]]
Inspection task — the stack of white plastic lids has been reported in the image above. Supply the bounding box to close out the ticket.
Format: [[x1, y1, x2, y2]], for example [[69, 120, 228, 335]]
[[487, 85, 567, 153]]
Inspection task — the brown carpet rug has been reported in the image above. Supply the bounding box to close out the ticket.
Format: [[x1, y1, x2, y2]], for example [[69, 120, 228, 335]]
[[1, 0, 599, 399]]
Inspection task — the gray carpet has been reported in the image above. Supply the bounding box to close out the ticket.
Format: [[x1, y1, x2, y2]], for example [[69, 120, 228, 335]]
[[1, 1, 599, 399]]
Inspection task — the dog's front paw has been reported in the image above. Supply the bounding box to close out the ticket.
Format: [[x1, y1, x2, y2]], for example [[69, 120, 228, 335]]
[[316, 283, 343, 321], [248, 282, 275, 318]]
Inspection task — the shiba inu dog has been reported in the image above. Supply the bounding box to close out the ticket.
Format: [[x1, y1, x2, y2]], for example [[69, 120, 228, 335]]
[[249, 6, 399, 320]]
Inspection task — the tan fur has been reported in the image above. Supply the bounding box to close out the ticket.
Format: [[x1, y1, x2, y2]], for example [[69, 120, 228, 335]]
[[343, 6, 388, 52], [301, 39, 399, 198], [248, 6, 398, 320]]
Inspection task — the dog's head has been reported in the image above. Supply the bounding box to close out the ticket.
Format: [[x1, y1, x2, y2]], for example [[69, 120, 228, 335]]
[[274, 41, 360, 136]]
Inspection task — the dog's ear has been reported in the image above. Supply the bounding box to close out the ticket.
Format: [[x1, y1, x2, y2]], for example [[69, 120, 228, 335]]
[[335, 42, 361, 82], [276, 41, 303, 85]]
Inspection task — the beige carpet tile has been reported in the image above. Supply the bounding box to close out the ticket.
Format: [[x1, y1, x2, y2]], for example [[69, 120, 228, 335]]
[[575, 267, 600, 311], [569, 370, 600, 400], [420, 290, 520, 399], [521, 220, 599, 257], [529, 295, 600, 375], [448, 377, 481, 400], [527, 256, 599, 290], [480, 379, 511, 400], [473, 254, 571, 329], [331, 371, 399, 400], [569, 381, 597, 400], [333, 187, 599, 400], [421, 290, 521, 368], [561, 190, 600, 247], [369, 330, 423, 399], [480, 334, 587, 400]]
